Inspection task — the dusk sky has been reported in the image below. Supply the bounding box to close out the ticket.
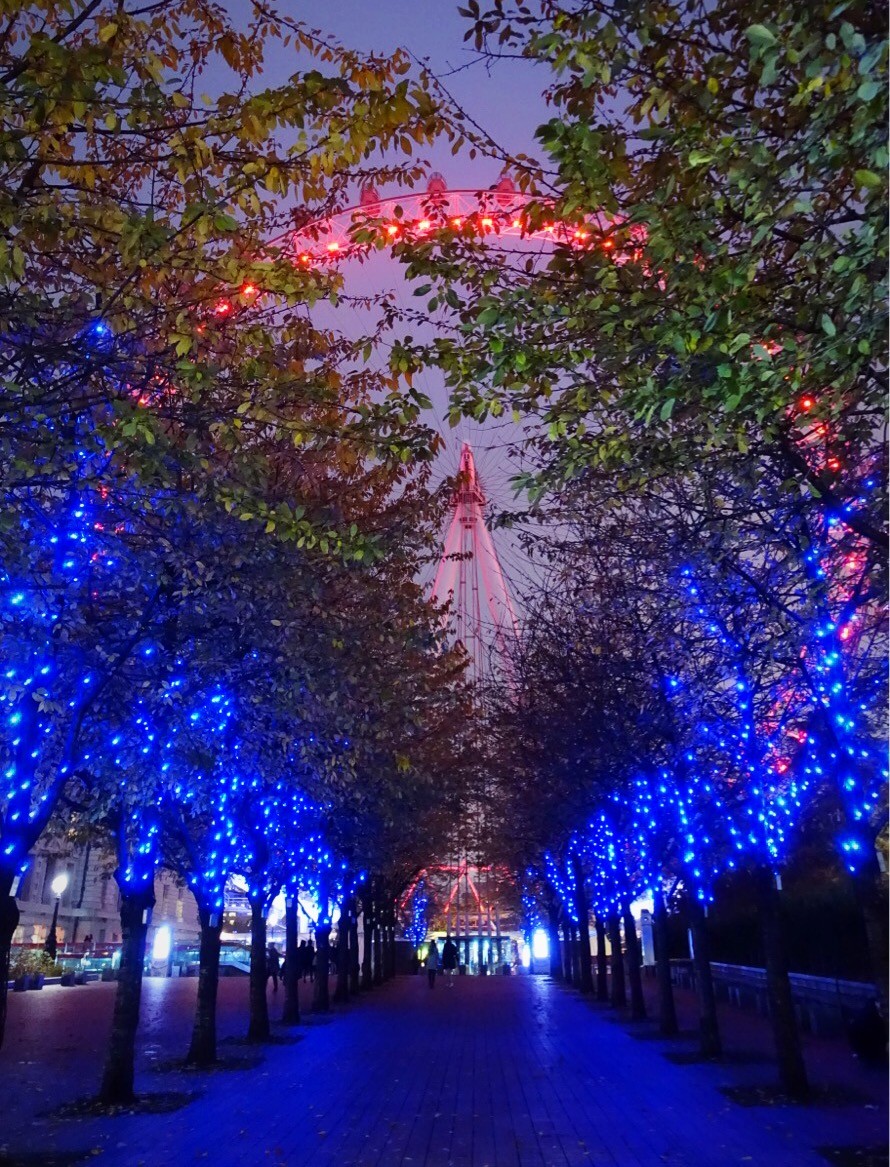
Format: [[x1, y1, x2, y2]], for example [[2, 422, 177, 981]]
[[292, 1, 548, 180]]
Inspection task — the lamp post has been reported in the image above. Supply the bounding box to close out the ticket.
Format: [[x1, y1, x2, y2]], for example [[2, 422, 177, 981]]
[[45, 872, 69, 961]]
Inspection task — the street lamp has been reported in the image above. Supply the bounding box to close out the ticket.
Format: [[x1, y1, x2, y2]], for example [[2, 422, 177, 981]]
[[45, 872, 69, 961]]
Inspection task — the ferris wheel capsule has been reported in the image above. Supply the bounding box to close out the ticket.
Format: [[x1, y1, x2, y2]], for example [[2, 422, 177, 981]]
[[427, 172, 447, 196], [359, 183, 380, 211], [493, 172, 516, 208]]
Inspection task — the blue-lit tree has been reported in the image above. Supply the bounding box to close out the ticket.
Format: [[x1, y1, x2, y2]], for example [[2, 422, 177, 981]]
[[160, 689, 240, 1068], [0, 482, 169, 1049], [231, 775, 326, 1042], [403, 879, 429, 949]]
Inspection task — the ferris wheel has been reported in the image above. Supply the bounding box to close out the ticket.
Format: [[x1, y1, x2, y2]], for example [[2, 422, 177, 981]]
[[278, 171, 575, 681], [276, 171, 611, 267]]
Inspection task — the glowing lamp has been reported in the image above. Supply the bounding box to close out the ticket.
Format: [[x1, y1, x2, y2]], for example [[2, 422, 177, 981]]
[[152, 925, 172, 962], [531, 928, 549, 960], [326, 241, 340, 252], [418, 219, 431, 231], [386, 224, 399, 237], [51, 873, 69, 897]]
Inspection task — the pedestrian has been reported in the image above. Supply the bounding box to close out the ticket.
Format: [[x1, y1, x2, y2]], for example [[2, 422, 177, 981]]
[[425, 938, 440, 988], [267, 943, 281, 992], [441, 935, 459, 987], [306, 939, 315, 983], [298, 939, 309, 981], [848, 998, 888, 1066]]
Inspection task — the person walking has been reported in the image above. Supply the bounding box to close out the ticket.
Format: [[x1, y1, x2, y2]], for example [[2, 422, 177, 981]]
[[267, 943, 281, 992], [441, 935, 459, 987], [426, 938, 440, 989], [305, 939, 315, 983]]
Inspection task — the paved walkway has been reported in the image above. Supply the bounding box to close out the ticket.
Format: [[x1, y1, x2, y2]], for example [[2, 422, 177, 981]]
[[1, 974, 886, 1166]]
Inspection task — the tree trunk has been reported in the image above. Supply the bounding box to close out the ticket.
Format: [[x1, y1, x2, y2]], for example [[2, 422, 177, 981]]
[[383, 911, 395, 980], [247, 899, 270, 1042], [99, 888, 153, 1104], [563, 923, 573, 985], [349, 909, 361, 995], [573, 859, 594, 994], [547, 904, 562, 980], [623, 903, 647, 1020], [361, 906, 374, 990], [754, 867, 808, 1098], [608, 912, 626, 1008], [186, 908, 222, 1066], [373, 921, 383, 985], [687, 897, 721, 1057], [850, 858, 889, 1010], [313, 924, 331, 1013], [573, 919, 587, 984], [594, 916, 609, 1002], [0, 877, 20, 1051], [653, 891, 678, 1037], [334, 907, 350, 1004], [281, 897, 300, 1026]]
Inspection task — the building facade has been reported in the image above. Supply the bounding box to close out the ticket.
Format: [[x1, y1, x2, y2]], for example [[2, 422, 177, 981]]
[[12, 840, 200, 951]]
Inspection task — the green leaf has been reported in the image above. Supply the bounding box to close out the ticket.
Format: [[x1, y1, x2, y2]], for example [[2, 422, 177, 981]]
[[659, 397, 675, 421], [853, 169, 882, 189], [820, 314, 836, 337], [745, 23, 777, 47]]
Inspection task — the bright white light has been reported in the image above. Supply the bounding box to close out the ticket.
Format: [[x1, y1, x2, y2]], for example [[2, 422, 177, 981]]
[[152, 925, 172, 962], [267, 890, 286, 928], [629, 894, 653, 920], [51, 872, 69, 897], [532, 928, 549, 960], [520, 941, 531, 967]]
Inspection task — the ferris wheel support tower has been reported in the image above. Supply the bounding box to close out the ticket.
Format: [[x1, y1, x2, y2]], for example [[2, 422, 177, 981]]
[[430, 442, 519, 683]]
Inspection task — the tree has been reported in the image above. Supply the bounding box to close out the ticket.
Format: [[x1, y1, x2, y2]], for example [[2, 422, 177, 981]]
[[406, 0, 886, 548], [0, 0, 461, 1047]]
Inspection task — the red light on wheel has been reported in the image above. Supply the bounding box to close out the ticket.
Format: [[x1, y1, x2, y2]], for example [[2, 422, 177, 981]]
[[213, 300, 232, 316], [327, 241, 340, 252], [241, 283, 258, 296], [602, 238, 615, 250], [386, 224, 399, 237], [800, 397, 814, 410], [299, 253, 311, 265], [481, 217, 493, 228], [418, 219, 431, 231], [451, 217, 462, 228], [512, 218, 522, 228]]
